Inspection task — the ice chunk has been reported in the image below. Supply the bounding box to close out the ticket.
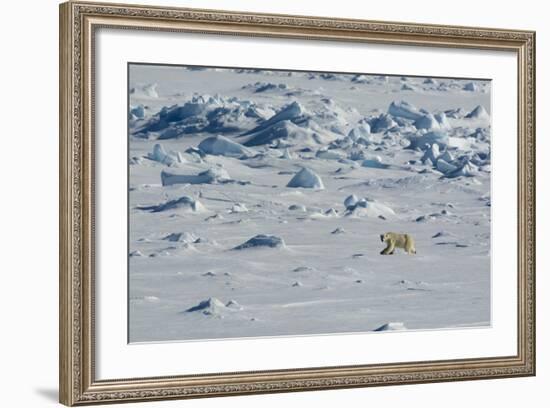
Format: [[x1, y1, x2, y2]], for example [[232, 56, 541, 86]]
[[463, 82, 478, 92], [185, 297, 226, 316], [407, 130, 449, 150], [293, 266, 315, 273], [243, 81, 288, 93], [438, 150, 454, 163], [445, 108, 466, 119], [374, 322, 407, 331], [281, 148, 294, 159], [344, 194, 360, 209], [324, 208, 339, 217], [198, 135, 255, 158], [432, 231, 455, 239], [245, 101, 305, 136], [369, 113, 397, 133], [229, 203, 249, 213], [388, 100, 423, 121], [233, 234, 285, 250], [316, 149, 344, 160], [147, 143, 185, 166], [245, 119, 331, 147], [138, 196, 205, 213], [465, 105, 490, 121], [434, 112, 451, 129], [162, 232, 199, 243], [225, 300, 243, 310], [414, 114, 441, 130], [346, 199, 395, 218], [445, 160, 479, 178], [161, 167, 231, 186], [421, 143, 440, 164], [436, 159, 458, 174], [202, 271, 217, 277], [362, 156, 390, 169], [130, 105, 146, 119], [287, 168, 325, 190], [130, 83, 158, 98], [347, 124, 371, 141]]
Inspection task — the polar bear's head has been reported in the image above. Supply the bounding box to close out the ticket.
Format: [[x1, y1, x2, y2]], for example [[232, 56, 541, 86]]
[[380, 233, 388, 242]]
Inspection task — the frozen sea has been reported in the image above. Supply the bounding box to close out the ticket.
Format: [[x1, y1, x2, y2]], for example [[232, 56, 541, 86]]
[[128, 65, 491, 342]]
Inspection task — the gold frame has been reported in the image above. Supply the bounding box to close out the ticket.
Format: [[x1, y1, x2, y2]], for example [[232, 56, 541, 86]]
[[59, 1, 536, 405]]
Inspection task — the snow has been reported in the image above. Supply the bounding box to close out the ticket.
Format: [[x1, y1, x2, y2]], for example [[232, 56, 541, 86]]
[[286, 167, 325, 189], [128, 65, 491, 342]]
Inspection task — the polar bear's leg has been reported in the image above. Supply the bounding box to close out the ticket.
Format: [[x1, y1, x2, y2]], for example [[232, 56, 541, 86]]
[[380, 241, 395, 255], [403, 235, 416, 255]]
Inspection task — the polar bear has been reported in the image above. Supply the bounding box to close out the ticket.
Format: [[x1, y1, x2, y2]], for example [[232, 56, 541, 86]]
[[380, 232, 416, 255]]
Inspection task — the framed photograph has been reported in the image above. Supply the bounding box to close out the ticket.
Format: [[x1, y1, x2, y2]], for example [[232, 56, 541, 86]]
[[59, 1, 536, 405]]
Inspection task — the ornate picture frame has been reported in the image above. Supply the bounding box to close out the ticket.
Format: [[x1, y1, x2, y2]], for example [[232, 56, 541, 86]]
[[59, 1, 535, 405]]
